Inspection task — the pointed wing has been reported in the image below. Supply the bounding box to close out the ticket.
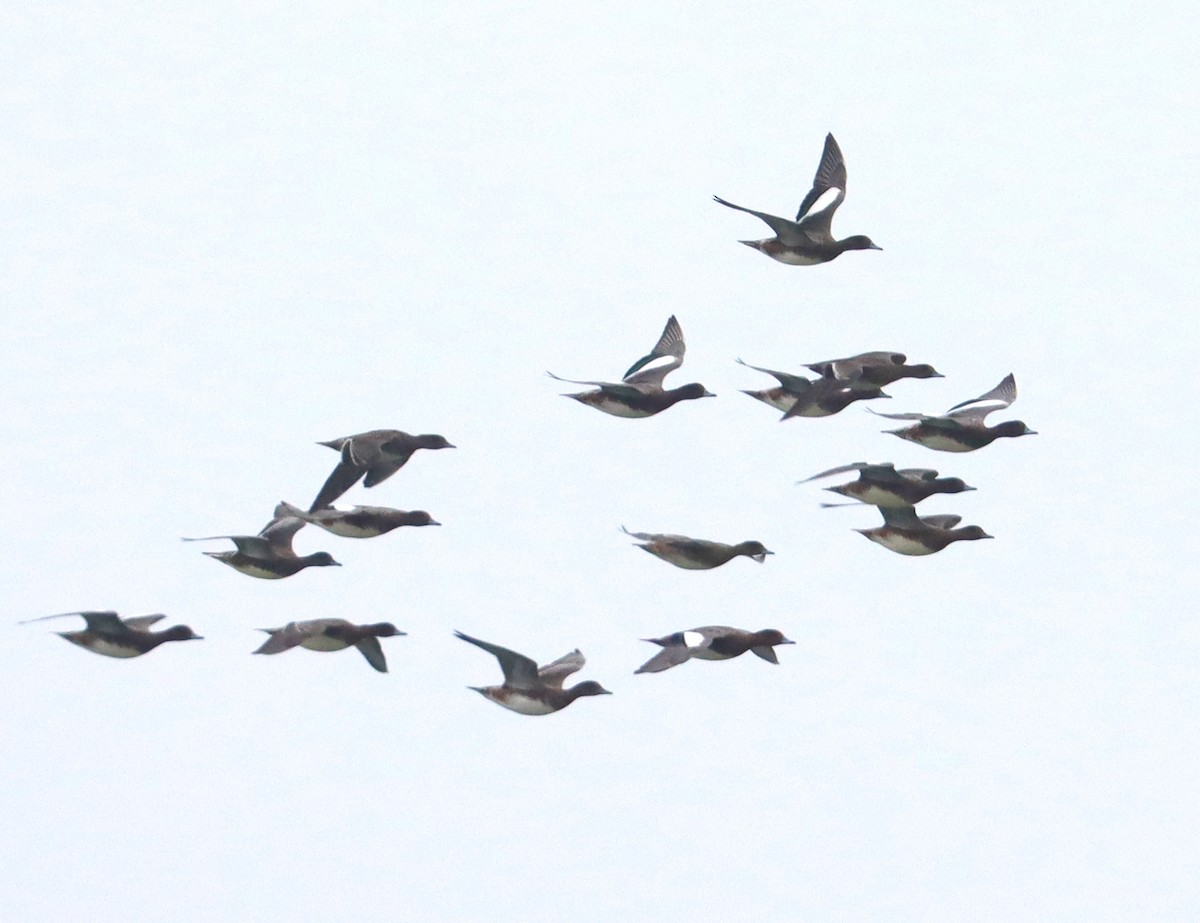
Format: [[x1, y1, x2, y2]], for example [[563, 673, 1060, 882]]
[[309, 445, 368, 511], [363, 458, 407, 489], [736, 358, 813, 393], [795, 134, 847, 219], [878, 506, 924, 528], [794, 134, 848, 239], [620, 525, 694, 544], [622, 316, 686, 388], [545, 371, 648, 399], [454, 631, 540, 690], [866, 407, 939, 422], [799, 461, 897, 483], [943, 404, 1007, 426], [122, 614, 167, 631], [713, 196, 807, 243], [896, 468, 941, 481], [946, 373, 1017, 413], [18, 610, 123, 631], [634, 646, 691, 674], [259, 516, 304, 555], [354, 637, 389, 673], [538, 649, 585, 688], [921, 514, 962, 530], [253, 621, 329, 655]]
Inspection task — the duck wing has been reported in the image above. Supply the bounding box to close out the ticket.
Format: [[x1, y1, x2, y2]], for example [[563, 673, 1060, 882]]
[[799, 461, 900, 483], [712, 196, 807, 244], [454, 631, 541, 690], [945, 373, 1017, 413], [538, 649, 585, 688], [794, 133, 848, 240], [622, 315, 686, 388], [736, 358, 813, 393], [121, 614, 167, 631], [354, 637, 389, 673]]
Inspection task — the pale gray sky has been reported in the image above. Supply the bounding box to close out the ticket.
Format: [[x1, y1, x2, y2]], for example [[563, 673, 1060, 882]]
[[4, 2, 1197, 920]]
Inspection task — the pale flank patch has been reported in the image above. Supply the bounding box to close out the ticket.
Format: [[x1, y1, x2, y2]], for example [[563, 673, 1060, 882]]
[[867, 532, 938, 556], [498, 693, 558, 716], [856, 485, 910, 506], [649, 551, 716, 569], [906, 432, 975, 452], [84, 637, 143, 658], [681, 630, 706, 649], [785, 401, 837, 417], [591, 398, 656, 419], [234, 560, 293, 579], [318, 521, 375, 538], [300, 634, 350, 652], [767, 250, 827, 267]]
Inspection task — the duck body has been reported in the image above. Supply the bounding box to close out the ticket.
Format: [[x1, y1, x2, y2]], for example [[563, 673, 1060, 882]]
[[455, 631, 611, 716], [802, 461, 975, 508], [254, 619, 405, 672], [635, 626, 794, 674], [621, 527, 772, 570], [277, 501, 439, 538], [310, 429, 454, 511], [873, 373, 1036, 453], [714, 134, 880, 265], [550, 316, 714, 419], [854, 506, 992, 556], [21, 611, 201, 658], [185, 511, 341, 579]]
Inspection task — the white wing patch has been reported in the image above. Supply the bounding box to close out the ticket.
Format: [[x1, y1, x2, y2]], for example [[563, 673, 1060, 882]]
[[800, 186, 842, 219]]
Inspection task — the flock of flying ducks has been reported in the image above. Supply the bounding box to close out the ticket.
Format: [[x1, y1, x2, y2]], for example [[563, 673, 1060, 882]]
[[23, 133, 1035, 715]]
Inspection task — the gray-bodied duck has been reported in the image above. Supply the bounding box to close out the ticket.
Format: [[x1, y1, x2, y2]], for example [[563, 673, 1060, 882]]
[[736, 358, 889, 418], [800, 461, 975, 508], [277, 500, 439, 538], [183, 511, 341, 579], [714, 133, 881, 265], [634, 626, 794, 674], [548, 316, 714, 418], [454, 631, 612, 715], [254, 619, 406, 673], [872, 373, 1036, 452], [622, 525, 772, 570], [804, 351, 942, 387], [855, 505, 992, 556], [19, 611, 201, 658], [310, 429, 454, 512]]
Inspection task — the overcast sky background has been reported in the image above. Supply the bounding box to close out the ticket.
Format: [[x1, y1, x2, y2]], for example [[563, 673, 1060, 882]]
[[3, 2, 1197, 920]]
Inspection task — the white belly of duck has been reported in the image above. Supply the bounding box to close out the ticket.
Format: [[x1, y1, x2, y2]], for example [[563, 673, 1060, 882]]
[[75, 636, 143, 658], [854, 484, 911, 507], [764, 249, 825, 266], [234, 560, 292, 579], [786, 401, 837, 418], [301, 635, 351, 652], [317, 522, 378, 538], [492, 691, 558, 716], [900, 430, 975, 452], [649, 551, 721, 569], [865, 530, 938, 556], [588, 397, 656, 418]]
